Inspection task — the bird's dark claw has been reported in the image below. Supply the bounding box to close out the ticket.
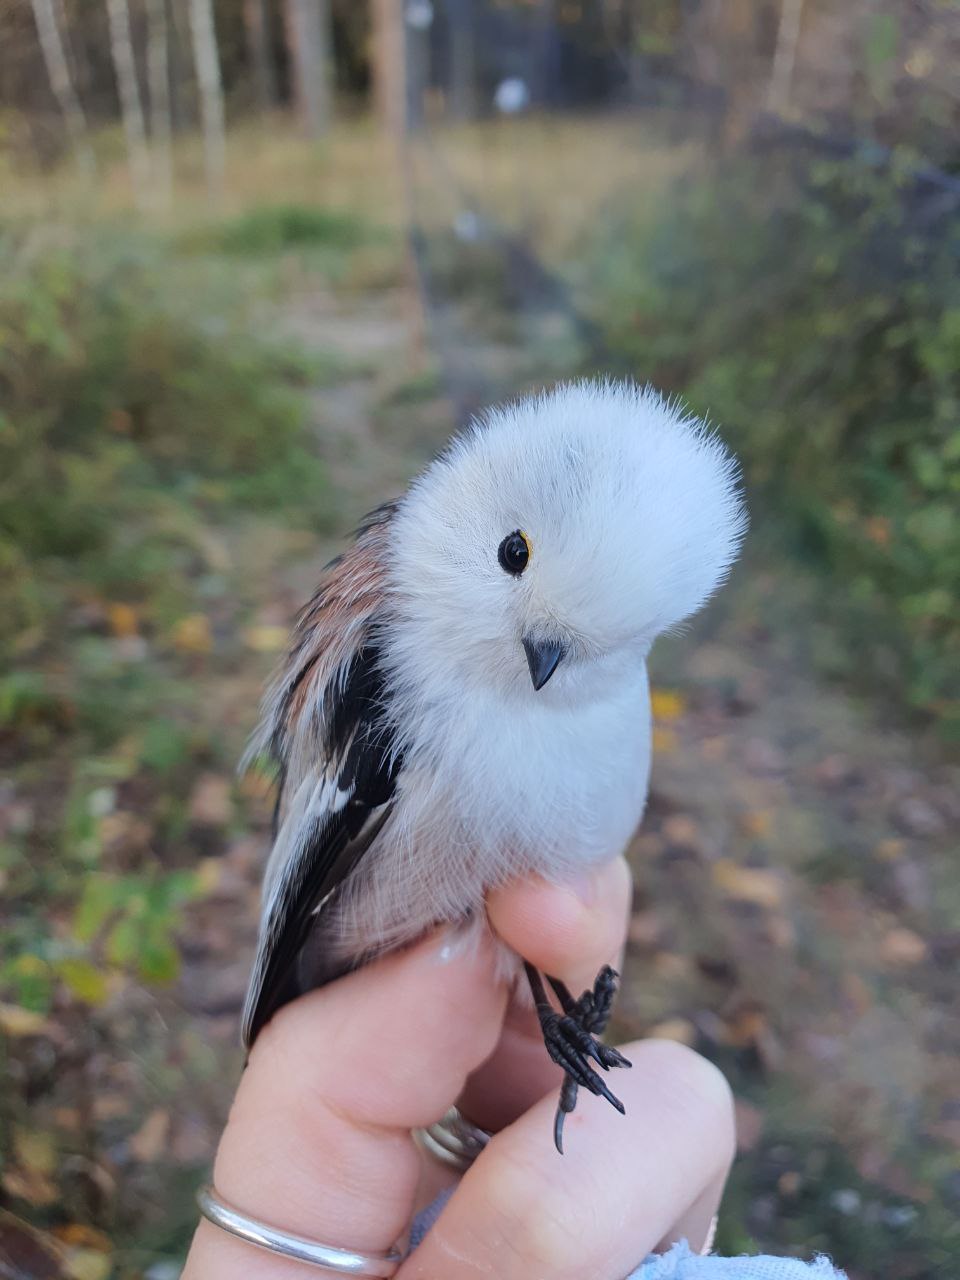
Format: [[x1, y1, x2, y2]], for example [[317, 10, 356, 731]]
[[526, 962, 631, 1153]]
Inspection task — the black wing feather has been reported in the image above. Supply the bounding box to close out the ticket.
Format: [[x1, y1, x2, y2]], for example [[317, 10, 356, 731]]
[[242, 642, 401, 1048]]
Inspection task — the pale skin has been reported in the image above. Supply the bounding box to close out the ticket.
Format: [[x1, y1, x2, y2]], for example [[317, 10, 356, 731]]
[[184, 857, 736, 1280]]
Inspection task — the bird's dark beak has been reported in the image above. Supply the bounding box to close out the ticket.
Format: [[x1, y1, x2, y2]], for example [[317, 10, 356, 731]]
[[522, 637, 565, 691]]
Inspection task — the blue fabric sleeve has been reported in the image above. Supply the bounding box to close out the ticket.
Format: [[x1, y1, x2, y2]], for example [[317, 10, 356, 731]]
[[410, 1191, 847, 1278]]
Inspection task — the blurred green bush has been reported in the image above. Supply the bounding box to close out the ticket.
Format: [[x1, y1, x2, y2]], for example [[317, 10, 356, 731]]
[[0, 230, 326, 665], [588, 143, 960, 737], [0, 225, 336, 1014]]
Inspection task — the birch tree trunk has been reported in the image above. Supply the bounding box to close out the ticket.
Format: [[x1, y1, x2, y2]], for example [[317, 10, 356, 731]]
[[767, 0, 805, 114], [106, 0, 153, 208], [146, 0, 173, 206], [284, 0, 331, 137], [186, 0, 226, 202], [244, 0, 277, 111], [30, 0, 95, 175]]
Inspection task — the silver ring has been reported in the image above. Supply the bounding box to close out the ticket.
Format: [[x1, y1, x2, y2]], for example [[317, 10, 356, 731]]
[[196, 1184, 403, 1276], [416, 1106, 491, 1172]]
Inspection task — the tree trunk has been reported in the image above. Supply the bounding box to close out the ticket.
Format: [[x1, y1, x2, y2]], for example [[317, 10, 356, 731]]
[[30, 0, 95, 175], [767, 0, 804, 115], [186, 0, 226, 202], [146, 0, 173, 206], [105, 0, 153, 208], [284, 0, 331, 136], [371, 0, 405, 141], [244, 0, 277, 110]]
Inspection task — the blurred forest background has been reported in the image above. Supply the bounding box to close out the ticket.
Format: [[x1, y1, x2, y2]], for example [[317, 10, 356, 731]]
[[1, 1, 958, 1276]]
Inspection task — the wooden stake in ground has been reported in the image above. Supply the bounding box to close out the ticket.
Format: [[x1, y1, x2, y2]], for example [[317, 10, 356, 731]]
[[30, 0, 95, 176], [146, 0, 173, 207], [186, 0, 226, 203], [284, 0, 332, 136], [106, 0, 153, 209]]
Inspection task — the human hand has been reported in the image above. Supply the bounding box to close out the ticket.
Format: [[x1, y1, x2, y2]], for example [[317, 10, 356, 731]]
[[184, 856, 735, 1279]]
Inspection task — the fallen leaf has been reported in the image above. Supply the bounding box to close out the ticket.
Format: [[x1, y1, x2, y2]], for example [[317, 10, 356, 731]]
[[876, 838, 906, 862], [724, 1002, 768, 1048], [2, 1166, 58, 1208], [738, 810, 773, 840], [14, 1128, 56, 1177], [57, 959, 111, 1007], [661, 815, 702, 849], [880, 927, 927, 966], [712, 860, 784, 909], [65, 1251, 111, 1280], [129, 1109, 170, 1163], [54, 1226, 112, 1251], [106, 603, 139, 638], [243, 624, 289, 653], [0, 1002, 51, 1037], [651, 689, 686, 722], [171, 614, 213, 655]]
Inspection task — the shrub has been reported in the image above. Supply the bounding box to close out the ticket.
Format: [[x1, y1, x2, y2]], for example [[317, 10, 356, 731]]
[[0, 229, 328, 663], [587, 140, 960, 735]]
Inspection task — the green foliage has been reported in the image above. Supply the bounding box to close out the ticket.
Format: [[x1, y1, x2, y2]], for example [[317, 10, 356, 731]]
[[183, 203, 379, 255], [0, 229, 328, 663], [587, 144, 960, 736], [0, 222, 338, 1033]]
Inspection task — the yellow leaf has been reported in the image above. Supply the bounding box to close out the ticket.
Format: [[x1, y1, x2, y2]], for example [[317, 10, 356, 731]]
[[14, 1128, 57, 1177], [54, 1225, 112, 1251], [0, 1002, 51, 1037], [712, 859, 785, 909], [651, 688, 686, 722], [738, 809, 773, 840], [106, 603, 139, 638], [171, 614, 213, 654], [65, 1250, 112, 1280], [57, 959, 111, 1007], [243, 624, 289, 653]]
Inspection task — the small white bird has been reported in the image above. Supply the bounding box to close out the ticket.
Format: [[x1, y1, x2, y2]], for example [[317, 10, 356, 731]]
[[242, 380, 746, 1148]]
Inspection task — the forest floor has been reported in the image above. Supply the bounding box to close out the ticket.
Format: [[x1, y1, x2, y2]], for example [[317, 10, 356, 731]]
[[2, 122, 958, 1280]]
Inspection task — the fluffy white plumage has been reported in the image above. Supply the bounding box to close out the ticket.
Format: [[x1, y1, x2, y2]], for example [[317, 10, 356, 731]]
[[242, 379, 746, 1050]]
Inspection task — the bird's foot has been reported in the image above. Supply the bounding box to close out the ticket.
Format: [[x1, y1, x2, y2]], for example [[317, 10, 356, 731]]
[[525, 963, 631, 1154]]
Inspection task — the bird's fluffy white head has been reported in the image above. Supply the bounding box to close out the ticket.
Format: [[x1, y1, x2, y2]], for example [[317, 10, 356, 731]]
[[385, 381, 746, 700]]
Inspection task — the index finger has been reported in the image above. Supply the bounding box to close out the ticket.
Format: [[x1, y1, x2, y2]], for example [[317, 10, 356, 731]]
[[183, 926, 508, 1279]]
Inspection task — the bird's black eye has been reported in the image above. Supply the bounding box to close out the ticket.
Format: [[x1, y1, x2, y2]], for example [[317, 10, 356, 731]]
[[498, 530, 531, 576]]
